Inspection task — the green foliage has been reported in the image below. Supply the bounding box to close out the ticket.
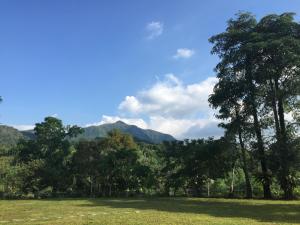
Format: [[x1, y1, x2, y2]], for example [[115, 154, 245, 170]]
[[160, 138, 235, 197], [209, 12, 300, 199], [0, 126, 25, 148], [13, 117, 83, 196]]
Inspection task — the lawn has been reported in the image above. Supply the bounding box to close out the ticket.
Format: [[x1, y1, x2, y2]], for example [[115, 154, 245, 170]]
[[0, 198, 299, 225]]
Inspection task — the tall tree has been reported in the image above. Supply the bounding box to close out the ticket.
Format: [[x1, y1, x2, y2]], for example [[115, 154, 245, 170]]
[[16, 117, 83, 195], [209, 12, 272, 198], [209, 79, 253, 198], [253, 13, 300, 199]]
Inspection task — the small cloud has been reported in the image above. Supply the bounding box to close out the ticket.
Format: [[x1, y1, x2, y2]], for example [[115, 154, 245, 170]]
[[11, 125, 35, 131], [146, 21, 163, 39], [50, 113, 58, 118], [173, 48, 195, 59], [119, 96, 141, 114]]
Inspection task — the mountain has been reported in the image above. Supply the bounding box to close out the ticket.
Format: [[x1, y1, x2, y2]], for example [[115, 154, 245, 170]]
[[75, 121, 176, 144], [20, 130, 36, 140], [0, 125, 25, 147], [0, 121, 175, 146]]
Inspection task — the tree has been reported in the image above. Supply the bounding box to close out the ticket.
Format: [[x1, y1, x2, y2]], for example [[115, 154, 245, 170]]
[[72, 140, 102, 196], [161, 138, 234, 197], [104, 129, 137, 150], [209, 70, 253, 198], [16, 117, 83, 195], [209, 12, 273, 198], [252, 13, 300, 199], [210, 12, 300, 199]]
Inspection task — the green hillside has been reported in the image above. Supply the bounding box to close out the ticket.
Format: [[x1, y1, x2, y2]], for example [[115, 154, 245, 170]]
[[0, 125, 24, 148], [76, 121, 176, 144], [0, 121, 175, 146]]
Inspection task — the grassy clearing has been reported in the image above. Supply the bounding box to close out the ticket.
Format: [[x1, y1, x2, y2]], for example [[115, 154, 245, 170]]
[[0, 198, 299, 224]]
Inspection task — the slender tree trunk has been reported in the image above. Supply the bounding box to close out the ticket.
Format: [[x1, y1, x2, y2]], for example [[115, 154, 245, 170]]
[[274, 79, 294, 199], [246, 67, 272, 199], [109, 184, 112, 197], [207, 179, 210, 198], [269, 78, 281, 139], [90, 177, 93, 197], [237, 127, 253, 198], [102, 184, 106, 197], [251, 102, 272, 199], [98, 183, 101, 196], [229, 166, 235, 198]]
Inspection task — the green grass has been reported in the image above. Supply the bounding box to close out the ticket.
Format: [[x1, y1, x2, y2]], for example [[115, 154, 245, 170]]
[[0, 198, 299, 224]]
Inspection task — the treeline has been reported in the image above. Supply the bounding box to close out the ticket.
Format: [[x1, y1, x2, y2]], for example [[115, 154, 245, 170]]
[[0, 117, 229, 198], [0, 116, 299, 199]]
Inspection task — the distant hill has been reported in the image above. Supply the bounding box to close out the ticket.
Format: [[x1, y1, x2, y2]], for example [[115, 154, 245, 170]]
[[0, 121, 175, 146], [75, 121, 176, 144], [20, 130, 36, 140], [0, 125, 25, 148]]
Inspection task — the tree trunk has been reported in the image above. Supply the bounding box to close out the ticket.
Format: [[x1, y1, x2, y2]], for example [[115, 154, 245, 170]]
[[268, 78, 281, 139], [237, 126, 253, 198], [252, 102, 272, 199], [229, 166, 235, 198], [246, 66, 272, 199], [207, 179, 210, 198], [98, 183, 101, 196], [274, 79, 294, 199], [90, 177, 93, 197], [109, 184, 112, 197]]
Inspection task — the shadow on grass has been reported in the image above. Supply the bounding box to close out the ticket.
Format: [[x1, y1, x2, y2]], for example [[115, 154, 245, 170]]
[[80, 197, 300, 224]]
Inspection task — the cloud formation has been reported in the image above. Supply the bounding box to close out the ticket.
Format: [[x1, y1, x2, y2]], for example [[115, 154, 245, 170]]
[[173, 48, 195, 59], [88, 74, 224, 139], [11, 125, 35, 131], [88, 115, 222, 139], [119, 74, 217, 118], [146, 21, 163, 39]]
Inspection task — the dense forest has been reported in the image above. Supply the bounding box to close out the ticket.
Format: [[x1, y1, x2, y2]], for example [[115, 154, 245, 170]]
[[1, 12, 300, 200]]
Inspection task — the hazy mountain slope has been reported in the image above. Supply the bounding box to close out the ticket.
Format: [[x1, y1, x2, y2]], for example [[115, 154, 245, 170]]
[[0, 121, 176, 146], [76, 121, 175, 143], [0, 125, 24, 147]]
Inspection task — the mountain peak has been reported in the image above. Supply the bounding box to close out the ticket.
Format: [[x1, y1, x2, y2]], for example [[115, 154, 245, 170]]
[[79, 121, 176, 144], [114, 120, 127, 125]]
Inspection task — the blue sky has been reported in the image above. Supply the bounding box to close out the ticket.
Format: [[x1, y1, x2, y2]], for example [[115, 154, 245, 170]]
[[0, 0, 299, 138]]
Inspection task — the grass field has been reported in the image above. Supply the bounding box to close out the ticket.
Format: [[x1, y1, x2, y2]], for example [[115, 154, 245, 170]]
[[0, 198, 299, 225]]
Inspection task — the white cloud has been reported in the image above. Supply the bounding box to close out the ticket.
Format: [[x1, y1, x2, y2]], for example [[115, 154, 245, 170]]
[[146, 21, 163, 39], [85, 115, 223, 139], [119, 74, 217, 118], [146, 116, 222, 139], [119, 96, 141, 114], [87, 75, 223, 139], [11, 125, 35, 131], [117, 74, 222, 138], [173, 48, 195, 59]]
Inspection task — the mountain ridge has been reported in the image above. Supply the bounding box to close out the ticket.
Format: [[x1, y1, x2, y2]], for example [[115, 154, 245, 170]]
[[0, 121, 176, 146], [76, 120, 176, 144]]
